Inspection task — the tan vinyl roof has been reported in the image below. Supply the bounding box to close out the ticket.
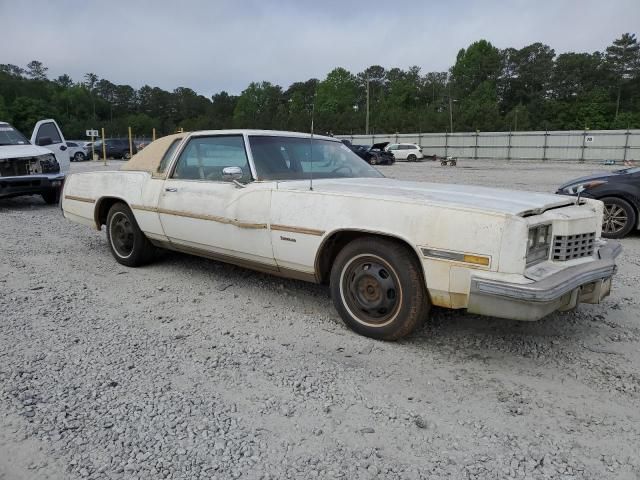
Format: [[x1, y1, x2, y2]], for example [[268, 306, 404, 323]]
[[121, 133, 185, 175]]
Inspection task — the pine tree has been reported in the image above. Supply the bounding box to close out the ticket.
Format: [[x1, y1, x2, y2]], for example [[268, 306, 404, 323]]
[[606, 33, 640, 119]]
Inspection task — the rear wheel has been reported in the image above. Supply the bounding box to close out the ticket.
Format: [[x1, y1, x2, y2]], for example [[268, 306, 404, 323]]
[[123, 151, 132, 160], [601, 197, 636, 238], [407, 154, 417, 162], [106, 203, 154, 266], [330, 238, 430, 340], [369, 156, 378, 165]]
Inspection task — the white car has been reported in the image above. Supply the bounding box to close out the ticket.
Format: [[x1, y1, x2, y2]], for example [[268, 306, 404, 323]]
[[67, 141, 89, 162], [385, 143, 424, 161], [61, 130, 620, 340], [0, 119, 68, 203]]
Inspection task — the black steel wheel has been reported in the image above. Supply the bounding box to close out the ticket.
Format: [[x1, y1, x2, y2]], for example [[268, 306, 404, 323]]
[[341, 254, 401, 326], [106, 203, 154, 266], [601, 197, 636, 238], [330, 237, 430, 340]]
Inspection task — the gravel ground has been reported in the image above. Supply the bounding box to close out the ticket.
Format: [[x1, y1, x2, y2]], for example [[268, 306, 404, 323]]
[[1, 159, 639, 480]]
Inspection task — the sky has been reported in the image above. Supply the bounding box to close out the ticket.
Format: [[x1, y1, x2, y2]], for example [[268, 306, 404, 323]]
[[0, 0, 638, 97]]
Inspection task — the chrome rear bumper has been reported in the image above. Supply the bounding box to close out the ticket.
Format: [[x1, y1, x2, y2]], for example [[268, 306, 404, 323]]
[[467, 241, 621, 321]]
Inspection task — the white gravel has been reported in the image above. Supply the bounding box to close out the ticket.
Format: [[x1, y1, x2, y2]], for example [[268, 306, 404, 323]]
[[1, 159, 639, 479]]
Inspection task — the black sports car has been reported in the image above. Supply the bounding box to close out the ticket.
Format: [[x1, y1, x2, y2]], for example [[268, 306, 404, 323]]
[[557, 166, 640, 238], [342, 140, 395, 165]]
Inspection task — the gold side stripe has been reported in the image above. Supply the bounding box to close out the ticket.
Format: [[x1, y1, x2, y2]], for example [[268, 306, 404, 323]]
[[64, 195, 95, 204], [271, 224, 325, 236], [130, 205, 324, 236], [130, 204, 157, 213], [132, 205, 267, 230]]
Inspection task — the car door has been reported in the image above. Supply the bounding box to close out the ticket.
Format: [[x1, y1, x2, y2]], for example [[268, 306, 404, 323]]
[[157, 134, 276, 268], [398, 145, 411, 160], [30, 119, 70, 173], [387, 144, 405, 160]]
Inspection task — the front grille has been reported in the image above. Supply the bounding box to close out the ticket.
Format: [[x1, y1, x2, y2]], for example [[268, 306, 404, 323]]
[[552, 233, 596, 261], [0, 156, 59, 177]]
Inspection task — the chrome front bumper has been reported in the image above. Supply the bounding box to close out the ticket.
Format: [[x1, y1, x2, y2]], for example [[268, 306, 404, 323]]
[[467, 241, 622, 321]]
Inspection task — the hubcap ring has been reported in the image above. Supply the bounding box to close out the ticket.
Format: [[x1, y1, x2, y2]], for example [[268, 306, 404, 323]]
[[339, 254, 402, 328], [109, 212, 135, 259]]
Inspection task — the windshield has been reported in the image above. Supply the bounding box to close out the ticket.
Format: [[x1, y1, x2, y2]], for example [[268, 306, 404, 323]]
[[249, 136, 383, 181], [0, 124, 29, 146]]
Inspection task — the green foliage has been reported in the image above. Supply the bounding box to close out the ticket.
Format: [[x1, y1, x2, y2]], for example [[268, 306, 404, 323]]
[[1, 34, 639, 139], [233, 81, 285, 129], [451, 40, 501, 97], [0, 95, 9, 121]]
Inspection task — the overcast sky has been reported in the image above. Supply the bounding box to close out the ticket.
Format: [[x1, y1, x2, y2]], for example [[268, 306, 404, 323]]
[[0, 0, 638, 97]]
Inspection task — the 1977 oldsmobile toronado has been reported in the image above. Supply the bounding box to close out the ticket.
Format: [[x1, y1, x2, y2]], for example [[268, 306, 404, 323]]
[[61, 130, 621, 340]]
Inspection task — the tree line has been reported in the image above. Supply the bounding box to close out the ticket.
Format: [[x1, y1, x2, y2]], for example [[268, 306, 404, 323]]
[[1, 33, 639, 139]]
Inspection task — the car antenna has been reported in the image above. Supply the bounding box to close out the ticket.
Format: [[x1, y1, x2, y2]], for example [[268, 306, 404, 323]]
[[309, 93, 316, 191]]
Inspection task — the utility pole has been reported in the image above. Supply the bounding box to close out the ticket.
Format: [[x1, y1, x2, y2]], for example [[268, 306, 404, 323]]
[[448, 82, 454, 133], [365, 77, 370, 135], [448, 95, 453, 133]]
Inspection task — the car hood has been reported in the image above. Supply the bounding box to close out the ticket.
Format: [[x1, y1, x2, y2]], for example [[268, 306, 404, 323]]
[[276, 178, 575, 216], [0, 144, 52, 160], [556, 171, 627, 191]]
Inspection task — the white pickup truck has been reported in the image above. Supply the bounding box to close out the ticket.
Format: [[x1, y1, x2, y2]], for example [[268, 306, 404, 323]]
[[0, 119, 69, 203], [61, 130, 621, 340]]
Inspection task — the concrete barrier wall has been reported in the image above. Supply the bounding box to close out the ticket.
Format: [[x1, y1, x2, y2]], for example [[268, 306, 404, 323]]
[[337, 130, 640, 162]]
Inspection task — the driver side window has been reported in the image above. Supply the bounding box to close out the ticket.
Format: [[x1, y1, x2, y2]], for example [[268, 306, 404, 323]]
[[172, 135, 251, 182]]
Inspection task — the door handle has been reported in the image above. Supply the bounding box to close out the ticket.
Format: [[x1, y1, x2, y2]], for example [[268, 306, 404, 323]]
[[165, 187, 178, 192]]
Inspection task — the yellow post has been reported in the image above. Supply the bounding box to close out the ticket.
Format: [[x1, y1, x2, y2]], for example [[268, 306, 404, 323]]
[[101, 128, 107, 166], [152, 128, 156, 142], [128, 126, 133, 159], [91, 133, 95, 161]]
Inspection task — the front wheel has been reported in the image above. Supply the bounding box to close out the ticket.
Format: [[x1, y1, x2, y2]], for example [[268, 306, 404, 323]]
[[601, 197, 636, 238], [73, 151, 86, 162], [330, 238, 430, 340], [41, 189, 60, 205], [123, 151, 132, 160], [106, 203, 154, 266]]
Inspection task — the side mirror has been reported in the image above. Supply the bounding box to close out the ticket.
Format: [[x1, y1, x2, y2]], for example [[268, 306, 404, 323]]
[[37, 136, 53, 146], [222, 166, 243, 182]]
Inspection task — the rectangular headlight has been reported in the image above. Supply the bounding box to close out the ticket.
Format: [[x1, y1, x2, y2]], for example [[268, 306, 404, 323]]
[[526, 224, 551, 267]]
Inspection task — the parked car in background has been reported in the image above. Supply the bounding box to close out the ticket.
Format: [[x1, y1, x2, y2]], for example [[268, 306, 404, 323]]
[[136, 140, 153, 150], [87, 138, 137, 160], [557, 166, 640, 238], [67, 141, 88, 161], [385, 143, 424, 162], [0, 119, 67, 203], [342, 140, 395, 165], [62, 129, 620, 341]]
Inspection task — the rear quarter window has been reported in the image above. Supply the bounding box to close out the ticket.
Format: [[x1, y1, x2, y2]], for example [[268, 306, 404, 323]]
[[158, 139, 183, 174]]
